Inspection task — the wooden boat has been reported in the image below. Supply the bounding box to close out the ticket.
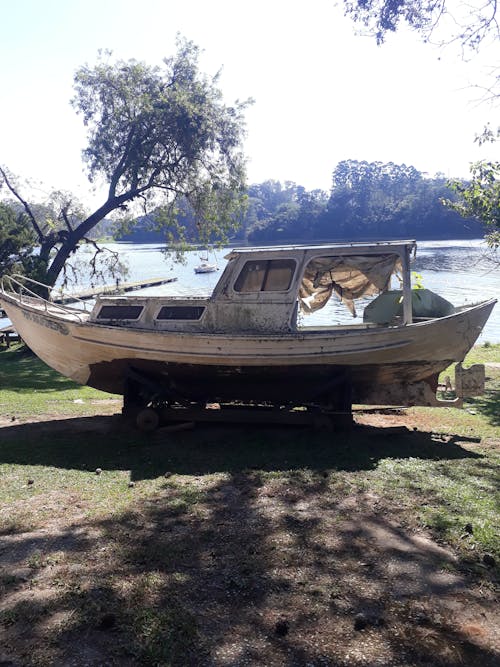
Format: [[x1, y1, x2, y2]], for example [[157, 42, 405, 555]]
[[194, 260, 218, 274], [0, 241, 496, 426], [194, 248, 218, 273]]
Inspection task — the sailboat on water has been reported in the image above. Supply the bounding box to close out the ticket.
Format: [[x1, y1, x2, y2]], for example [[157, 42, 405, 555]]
[[194, 247, 218, 274]]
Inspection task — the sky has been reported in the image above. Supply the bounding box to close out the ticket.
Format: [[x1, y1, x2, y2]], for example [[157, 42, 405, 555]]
[[0, 0, 498, 207]]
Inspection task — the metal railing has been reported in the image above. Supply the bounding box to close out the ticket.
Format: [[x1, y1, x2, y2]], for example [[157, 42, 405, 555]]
[[0, 274, 91, 322]]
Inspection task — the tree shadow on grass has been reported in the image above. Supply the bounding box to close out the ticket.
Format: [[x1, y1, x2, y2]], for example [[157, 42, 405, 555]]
[[0, 417, 484, 482], [466, 384, 500, 427], [0, 346, 90, 394], [1, 467, 499, 666]]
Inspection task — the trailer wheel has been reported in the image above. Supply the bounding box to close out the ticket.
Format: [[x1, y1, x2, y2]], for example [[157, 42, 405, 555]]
[[136, 408, 160, 432]]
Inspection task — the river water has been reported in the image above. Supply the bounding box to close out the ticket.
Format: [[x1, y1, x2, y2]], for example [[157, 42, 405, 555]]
[[2, 239, 499, 342]]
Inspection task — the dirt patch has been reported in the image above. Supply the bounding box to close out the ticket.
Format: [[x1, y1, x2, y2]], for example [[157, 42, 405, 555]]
[[1, 450, 499, 666]]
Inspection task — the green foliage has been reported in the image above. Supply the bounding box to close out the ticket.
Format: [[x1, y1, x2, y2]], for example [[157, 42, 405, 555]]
[[344, 0, 439, 44], [446, 129, 500, 248], [342, 0, 499, 51], [327, 159, 425, 236], [246, 161, 483, 244], [154, 186, 247, 248], [244, 181, 329, 243], [0, 202, 36, 277], [72, 38, 249, 229], [1, 36, 250, 288]]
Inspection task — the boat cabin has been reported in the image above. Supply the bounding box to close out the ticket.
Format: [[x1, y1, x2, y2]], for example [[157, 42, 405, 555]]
[[89, 241, 421, 333]]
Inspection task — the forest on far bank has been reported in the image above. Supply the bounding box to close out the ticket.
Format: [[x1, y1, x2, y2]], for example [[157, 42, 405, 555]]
[[117, 160, 485, 245]]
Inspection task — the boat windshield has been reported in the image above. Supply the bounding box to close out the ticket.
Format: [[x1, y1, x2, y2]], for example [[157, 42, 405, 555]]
[[299, 253, 402, 317], [234, 259, 296, 293]]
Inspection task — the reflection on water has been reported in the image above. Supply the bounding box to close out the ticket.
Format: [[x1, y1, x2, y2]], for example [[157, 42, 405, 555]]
[[412, 241, 499, 340], [415, 242, 498, 273], [2, 239, 499, 342]]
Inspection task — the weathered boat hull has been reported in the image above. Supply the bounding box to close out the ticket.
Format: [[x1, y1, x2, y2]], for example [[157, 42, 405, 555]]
[[1, 292, 495, 406], [87, 359, 450, 405]]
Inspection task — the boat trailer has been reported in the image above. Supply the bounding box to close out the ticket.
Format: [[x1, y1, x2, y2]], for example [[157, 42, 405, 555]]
[[122, 366, 354, 432], [120, 361, 487, 433]]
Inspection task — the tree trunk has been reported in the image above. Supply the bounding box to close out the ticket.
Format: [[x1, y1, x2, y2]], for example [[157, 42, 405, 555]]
[[43, 193, 135, 293]]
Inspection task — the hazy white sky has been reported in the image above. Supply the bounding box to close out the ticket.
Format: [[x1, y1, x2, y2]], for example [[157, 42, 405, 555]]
[[0, 0, 498, 205]]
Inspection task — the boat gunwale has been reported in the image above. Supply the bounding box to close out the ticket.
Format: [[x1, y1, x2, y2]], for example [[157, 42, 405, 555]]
[[1, 287, 496, 341]]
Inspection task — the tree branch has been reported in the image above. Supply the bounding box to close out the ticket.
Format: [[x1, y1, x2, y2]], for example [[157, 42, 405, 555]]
[[0, 166, 45, 242], [108, 125, 137, 197], [60, 203, 74, 232]]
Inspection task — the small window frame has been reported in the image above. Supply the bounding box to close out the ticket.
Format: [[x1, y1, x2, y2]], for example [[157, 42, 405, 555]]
[[155, 305, 206, 321], [96, 304, 144, 321], [233, 258, 297, 294]]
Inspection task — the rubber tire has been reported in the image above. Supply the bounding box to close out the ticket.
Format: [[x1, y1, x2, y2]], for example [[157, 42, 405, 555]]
[[136, 408, 160, 432]]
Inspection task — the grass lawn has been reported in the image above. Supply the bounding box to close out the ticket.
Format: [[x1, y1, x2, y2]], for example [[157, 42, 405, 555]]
[[0, 343, 499, 666]]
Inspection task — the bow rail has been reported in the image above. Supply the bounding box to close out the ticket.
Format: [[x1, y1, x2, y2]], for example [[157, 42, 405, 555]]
[[0, 274, 91, 322]]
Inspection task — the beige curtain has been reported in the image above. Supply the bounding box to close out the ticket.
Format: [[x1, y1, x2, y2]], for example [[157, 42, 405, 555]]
[[299, 254, 401, 317]]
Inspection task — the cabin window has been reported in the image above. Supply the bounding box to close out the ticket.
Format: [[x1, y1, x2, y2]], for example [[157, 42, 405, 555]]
[[96, 305, 144, 320], [234, 259, 295, 293], [156, 306, 205, 320]]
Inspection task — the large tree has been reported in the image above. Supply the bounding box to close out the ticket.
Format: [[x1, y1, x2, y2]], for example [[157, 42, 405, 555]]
[[0, 37, 250, 291]]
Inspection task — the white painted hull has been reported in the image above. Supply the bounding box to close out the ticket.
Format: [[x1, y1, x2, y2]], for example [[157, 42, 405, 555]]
[[194, 263, 217, 273], [1, 291, 495, 405]]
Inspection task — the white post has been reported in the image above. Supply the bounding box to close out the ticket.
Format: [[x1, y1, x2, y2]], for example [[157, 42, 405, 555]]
[[402, 245, 413, 325]]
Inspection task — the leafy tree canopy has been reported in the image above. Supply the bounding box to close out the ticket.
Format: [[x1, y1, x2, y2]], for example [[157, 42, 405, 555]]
[[246, 161, 484, 244], [342, 0, 500, 51], [0, 202, 36, 277], [0, 36, 250, 290], [446, 127, 500, 247]]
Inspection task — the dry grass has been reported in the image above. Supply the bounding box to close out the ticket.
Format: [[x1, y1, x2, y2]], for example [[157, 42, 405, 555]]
[[0, 343, 499, 666]]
